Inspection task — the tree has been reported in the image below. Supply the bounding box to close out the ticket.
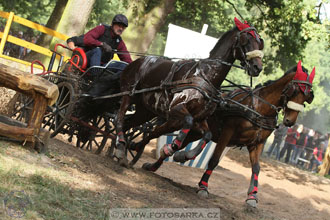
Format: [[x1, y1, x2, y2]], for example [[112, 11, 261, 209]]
[[24, 0, 68, 62], [56, 0, 96, 37], [122, 0, 176, 54]]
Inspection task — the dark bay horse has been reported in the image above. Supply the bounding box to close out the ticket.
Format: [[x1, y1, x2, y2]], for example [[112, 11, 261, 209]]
[[173, 61, 315, 207], [115, 18, 264, 167]]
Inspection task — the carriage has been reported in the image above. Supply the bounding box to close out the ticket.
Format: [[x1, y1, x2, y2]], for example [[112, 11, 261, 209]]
[[8, 43, 156, 166]]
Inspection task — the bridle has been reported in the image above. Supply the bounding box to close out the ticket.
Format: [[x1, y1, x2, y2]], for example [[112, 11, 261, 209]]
[[281, 80, 313, 112], [233, 27, 264, 71]]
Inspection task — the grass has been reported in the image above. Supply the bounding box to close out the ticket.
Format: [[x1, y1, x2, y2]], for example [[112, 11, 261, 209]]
[[0, 141, 112, 220]]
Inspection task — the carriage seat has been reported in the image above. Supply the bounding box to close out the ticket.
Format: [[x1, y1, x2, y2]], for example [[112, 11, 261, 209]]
[[69, 47, 88, 71], [68, 47, 128, 83]]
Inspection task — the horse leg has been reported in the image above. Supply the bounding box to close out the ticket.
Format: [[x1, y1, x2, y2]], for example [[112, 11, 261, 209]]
[[142, 113, 194, 172], [114, 95, 131, 166], [173, 120, 212, 162], [246, 143, 264, 208], [197, 128, 234, 197]]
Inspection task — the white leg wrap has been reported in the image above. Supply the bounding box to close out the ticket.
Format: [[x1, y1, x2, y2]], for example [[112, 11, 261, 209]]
[[287, 101, 304, 112], [246, 50, 264, 60]]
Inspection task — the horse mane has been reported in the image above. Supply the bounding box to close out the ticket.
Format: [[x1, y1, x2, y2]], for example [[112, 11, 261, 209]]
[[209, 26, 237, 58], [255, 65, 309, 88]]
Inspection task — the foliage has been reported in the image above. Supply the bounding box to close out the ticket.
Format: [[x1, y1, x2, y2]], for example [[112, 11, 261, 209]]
[[0, 0, 56, 34], [85, 0, 127, 31], [158, 0, 326, 75]]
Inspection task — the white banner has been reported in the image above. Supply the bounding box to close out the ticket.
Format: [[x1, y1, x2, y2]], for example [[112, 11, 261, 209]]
[[164, 23, 218, 59]]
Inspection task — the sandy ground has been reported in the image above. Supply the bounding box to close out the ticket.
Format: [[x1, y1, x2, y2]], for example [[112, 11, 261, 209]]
[[46, 137, 330, 220]]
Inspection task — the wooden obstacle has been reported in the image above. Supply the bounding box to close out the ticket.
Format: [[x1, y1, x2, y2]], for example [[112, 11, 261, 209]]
[[318, 139, 330, 176], [0, 63, 58, 151]]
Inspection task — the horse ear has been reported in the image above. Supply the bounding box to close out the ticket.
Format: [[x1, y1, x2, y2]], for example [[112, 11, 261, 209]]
[[234, 17, 244, 30], [294, 60, 304, 79], [309, 67, 315, 84], [297, 60, 302, 73]]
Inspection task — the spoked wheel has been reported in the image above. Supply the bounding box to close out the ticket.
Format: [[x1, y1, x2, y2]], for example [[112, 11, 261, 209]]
[[108, 117, 161, 167], [43, 81, 76, 137], [75, 113, 116, 153], [124, 124, 148, 166], [8, 93, 34, 123]]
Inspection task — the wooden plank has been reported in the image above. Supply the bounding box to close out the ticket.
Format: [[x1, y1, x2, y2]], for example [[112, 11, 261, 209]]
[[319, 143, 330, 176], [0, 115, 50, 151], [0, 32, 53, 57], [0, 63, 59, 105], [0, 32, 70, 61], [12, 14, 69, 41], [0, 11, 9, 19], [0, 121, 34, 142]]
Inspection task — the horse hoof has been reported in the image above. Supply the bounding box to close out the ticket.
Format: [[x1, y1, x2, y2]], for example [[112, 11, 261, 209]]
[[118, 157, 129, 168], [246, 199, 258, 208], [114, 149, 125, 160], [173, 151, 186, 163], [197, 189, 209, 198], [142, 163, 156, 172]]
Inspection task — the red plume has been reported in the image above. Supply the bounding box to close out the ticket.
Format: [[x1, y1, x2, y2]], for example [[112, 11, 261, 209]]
[[293, 60, 306, 81], [294, 60, 314, 93], [234, 17, 256, 38], [309, 67, 315, 84]]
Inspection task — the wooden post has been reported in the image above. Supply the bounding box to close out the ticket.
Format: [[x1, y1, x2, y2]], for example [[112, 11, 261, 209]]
[[318, 138, 330, 176], [0, 63, 58, 150]]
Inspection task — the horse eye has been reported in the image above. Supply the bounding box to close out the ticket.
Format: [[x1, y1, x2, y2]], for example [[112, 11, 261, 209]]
[[240, 33, 248, 46], [259, 39, 264, 50]]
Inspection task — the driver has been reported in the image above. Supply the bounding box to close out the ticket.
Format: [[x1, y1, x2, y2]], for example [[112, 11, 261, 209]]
[[67, 14, 133, 98], [66, 14, 132, 67]]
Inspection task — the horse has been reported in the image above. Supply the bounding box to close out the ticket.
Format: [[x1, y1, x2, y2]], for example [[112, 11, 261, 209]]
[[114, 17, 264, 168], [171, 61, 315, 207]]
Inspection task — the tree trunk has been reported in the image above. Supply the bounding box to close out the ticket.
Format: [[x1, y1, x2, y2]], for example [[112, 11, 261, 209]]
[[50, 0, 96, 57], [123, 0, 176, 56], [25, 0, 68, 62], [37, 0, 69, 48], [56, 0, 96, 37]]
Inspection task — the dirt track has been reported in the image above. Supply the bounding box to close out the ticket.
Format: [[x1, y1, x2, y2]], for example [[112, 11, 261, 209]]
[[47, 137, 330, 220]]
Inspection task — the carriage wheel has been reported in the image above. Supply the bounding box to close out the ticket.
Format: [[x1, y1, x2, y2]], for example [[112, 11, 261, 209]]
[[8, 93, 34, 123], [75, 114, 115, 153], [107, 118, 159, 166], [43, 82, 76, 138]]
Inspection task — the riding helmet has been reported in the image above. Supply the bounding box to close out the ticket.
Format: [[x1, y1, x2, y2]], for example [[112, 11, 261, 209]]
[[112, 14, 128, 27]]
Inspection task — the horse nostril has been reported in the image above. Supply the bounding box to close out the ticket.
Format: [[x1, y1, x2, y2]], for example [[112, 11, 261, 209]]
[[284, 118, 293, 126], [254, 64, 262, 73]]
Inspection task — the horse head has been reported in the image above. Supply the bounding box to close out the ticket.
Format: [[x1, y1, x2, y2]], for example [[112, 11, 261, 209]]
[[233, 17, 264, 77], [281, 61, 315, 126]]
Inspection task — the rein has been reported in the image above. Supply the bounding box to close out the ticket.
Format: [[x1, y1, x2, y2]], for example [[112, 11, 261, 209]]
[[113, 50, 248, 71]]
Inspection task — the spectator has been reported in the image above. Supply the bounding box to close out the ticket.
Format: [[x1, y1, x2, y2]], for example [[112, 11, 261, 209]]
[[291, 126, 308, 164], [26, 36, 37, 54], [279, 124, 300, 163], [304, 130, 317, 163], [309, 141, 325, 172], [17, 31, 26, 59], [4, 31, 15, 56], [266, 123, 287, 159]]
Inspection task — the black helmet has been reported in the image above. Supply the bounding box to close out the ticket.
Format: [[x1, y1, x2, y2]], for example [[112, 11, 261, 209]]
[[112, 14, 128, 27]]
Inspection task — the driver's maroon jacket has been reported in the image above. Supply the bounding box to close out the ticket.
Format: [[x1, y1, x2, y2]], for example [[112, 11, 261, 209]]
[[84, 25, 132, 63]]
